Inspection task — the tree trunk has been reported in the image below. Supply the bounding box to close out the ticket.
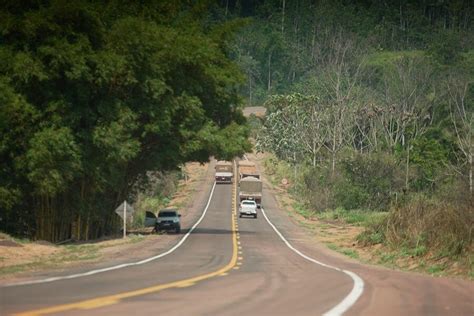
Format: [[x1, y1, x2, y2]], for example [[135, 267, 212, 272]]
[[267, 51, 272, 91], [405, 143, 410, 192], [248, 73, 252, 106], [469, 152, 473, 196], [281, 0, 286, 34]]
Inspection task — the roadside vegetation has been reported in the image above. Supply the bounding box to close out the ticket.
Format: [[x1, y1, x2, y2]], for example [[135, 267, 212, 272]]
[[260, 154, 472, 278], [0, 161, 207, 279], [224, 0, 473, 278], [0, 232, 144, 277], [0, 1, 251, 242]]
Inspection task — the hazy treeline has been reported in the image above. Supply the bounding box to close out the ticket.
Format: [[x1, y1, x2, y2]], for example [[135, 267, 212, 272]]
[[0, 1, 251, 241]]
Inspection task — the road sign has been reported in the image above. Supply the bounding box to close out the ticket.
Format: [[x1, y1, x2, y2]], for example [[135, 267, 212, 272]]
[[114, 200, 134, 238], [114, 201, 134, 219]]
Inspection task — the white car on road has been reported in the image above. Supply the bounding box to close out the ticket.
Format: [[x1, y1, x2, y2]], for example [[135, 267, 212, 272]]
[[239, 200, 258, 218]]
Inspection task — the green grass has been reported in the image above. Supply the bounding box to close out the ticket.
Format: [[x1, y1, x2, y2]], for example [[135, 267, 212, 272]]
[[293, 202, 316, 219], [326, 243, 359, 259], [427, 264, 446, 275], [129, 235, 145, 243], [327, 243, 339, 251], [341, 248, 360, 259], [317, 208, 388, 227], [0, 264, 35, 276], [378, 252, 396, 265], [396, 245, 428, 258]]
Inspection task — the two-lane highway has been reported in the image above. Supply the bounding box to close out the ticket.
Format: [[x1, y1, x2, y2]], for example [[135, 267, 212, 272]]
[[1, 161, 472, 316], [1, 170, 240, 315]]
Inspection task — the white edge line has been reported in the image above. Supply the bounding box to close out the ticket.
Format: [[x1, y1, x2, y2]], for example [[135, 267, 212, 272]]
[[260, 207, 364, 316], [4, 182, 218, 288]]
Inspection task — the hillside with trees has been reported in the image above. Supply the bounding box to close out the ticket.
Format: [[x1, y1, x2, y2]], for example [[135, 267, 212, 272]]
[[219, 0, 472, 261]]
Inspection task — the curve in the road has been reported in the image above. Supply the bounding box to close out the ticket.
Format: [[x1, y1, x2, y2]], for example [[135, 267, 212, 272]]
[[260, 206, 364, 316], [14, 180, 239, 316], [6, 182, 220, 287]]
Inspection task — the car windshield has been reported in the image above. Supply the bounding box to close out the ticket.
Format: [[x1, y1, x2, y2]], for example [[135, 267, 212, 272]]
[[158, 211, 177, 217]]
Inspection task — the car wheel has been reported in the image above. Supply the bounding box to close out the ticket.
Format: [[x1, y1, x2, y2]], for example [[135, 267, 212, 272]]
[[254, 214, 257, 218], [176, 227, 181, 234]]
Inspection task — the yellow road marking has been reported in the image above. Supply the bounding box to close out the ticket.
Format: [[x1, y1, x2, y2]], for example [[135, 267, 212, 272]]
[[175, 282, 195, 288], [16, 162, 240, 316]]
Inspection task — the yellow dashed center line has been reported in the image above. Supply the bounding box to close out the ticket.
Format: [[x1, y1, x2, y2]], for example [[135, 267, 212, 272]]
[[16, 161, 241, 316]]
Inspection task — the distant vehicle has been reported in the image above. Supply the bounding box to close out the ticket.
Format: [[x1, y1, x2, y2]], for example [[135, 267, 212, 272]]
[[239, 200, 258, 218], [215, 160, 233, 184], [239, 176, 262, 208], [145, 209, 181, 233], [238, 160, 260, 180]]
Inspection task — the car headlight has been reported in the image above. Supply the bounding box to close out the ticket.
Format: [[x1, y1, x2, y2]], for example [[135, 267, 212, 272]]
[[173, 218, 179, 223]]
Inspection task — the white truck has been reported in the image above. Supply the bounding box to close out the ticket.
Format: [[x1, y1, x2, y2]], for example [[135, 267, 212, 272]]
[[239, 200, 258, 218], [215, 160, 233, 184]]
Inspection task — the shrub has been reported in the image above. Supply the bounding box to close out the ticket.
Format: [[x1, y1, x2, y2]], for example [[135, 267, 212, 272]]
[[339, 151, 403, 210], [383, 195, 472, 256], [334, 180, 369, 210], [301, 164, 335, 211]]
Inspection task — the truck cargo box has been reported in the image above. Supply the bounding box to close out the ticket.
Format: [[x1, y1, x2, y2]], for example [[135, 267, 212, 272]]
[[239, 176, 262, 207], [215, 161, 233, 173], [215, 160, 233, 184]]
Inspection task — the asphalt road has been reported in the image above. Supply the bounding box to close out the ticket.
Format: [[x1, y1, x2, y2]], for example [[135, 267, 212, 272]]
[[1, 163, 473, 316]]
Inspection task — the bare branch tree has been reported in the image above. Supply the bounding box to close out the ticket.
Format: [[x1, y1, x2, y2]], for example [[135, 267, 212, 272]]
[[447, 73, 473, 196]]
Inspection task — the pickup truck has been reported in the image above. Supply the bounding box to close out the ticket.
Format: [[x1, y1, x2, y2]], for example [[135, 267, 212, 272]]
[[239, 200, 258, 218], [144, 208, 181, 233]]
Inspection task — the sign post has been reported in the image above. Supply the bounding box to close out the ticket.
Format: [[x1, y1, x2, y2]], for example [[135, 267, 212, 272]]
[[123, 200, 126, 239], [115, 201, 134, 239]]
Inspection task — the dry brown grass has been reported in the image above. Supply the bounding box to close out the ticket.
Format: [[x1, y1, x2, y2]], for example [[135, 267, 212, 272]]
[[385, 196, 473, 257]]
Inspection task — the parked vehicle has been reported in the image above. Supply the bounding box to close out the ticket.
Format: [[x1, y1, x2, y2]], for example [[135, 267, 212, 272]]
[[239, 199, 258, 218], [238, 176, 262, 208], [145, 209, 181, 233], [215, 160, 233, 184]]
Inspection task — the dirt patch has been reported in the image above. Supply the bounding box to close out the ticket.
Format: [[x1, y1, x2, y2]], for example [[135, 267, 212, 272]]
[[0, 242, 60, 268], [0, 240, 22, 247]]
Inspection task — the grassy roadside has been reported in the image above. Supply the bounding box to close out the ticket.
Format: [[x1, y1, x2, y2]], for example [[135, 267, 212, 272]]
[[252, 152, 473, 280], [0, 235, 145, 277], [0, 162, 208, 279]]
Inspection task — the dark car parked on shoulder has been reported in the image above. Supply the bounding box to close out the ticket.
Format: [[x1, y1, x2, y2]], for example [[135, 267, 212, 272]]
[[145, 208, 181, 234]]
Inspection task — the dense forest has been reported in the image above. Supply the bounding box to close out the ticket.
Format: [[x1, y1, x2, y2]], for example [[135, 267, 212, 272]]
[[0, 1, 252, 241]]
